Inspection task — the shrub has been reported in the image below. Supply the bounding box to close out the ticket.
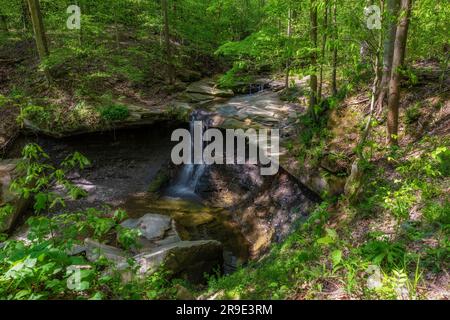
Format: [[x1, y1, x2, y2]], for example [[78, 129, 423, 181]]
[[360, 240, 406, 269], [423, 200, 450, 225], [405, 103, 421, 124], [100, 104, 130, 121]]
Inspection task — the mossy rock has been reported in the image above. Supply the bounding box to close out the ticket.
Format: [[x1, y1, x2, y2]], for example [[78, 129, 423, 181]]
[[148, 167, 171, 194], [0, 159, 32, 233]]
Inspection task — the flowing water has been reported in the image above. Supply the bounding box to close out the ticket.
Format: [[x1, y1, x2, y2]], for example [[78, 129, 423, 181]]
[[5, 87, 313, 274], [165, 111, 208, 201], [7, 123, 249, 273]]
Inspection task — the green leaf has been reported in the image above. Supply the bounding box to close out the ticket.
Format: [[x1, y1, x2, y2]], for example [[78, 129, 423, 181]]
[[34, 193, 49, 213], [331, 250, 342, 266]]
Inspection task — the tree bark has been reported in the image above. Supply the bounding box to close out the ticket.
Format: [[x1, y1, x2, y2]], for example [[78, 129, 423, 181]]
[[285, 8, 292, 89], [331, 0, 338, 96], [360, 3, 384, 150], [0, 12, 7, 33], [27, 0, 49, 61], [21, 0, 31, 31], [318, 0, 329, 100], [162, 0, 175, 84], [377, 0, 400, 114], [309, 0, 318, 119], [387, 0, 412, 145]]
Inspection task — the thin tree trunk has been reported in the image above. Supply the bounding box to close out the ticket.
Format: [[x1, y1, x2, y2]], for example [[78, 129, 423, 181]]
[[75, 0, 82, 46], [309, 0, 318, 119], [331, 0, 338, 96], [162, 0, 175, 84], [27, 0, 49, 60], [360, 4, 384, 149], [387, 0, 412, 146], [22, 0, 31, 32], [114, 2, 120, 49], [0, 12, 7, 33], [318, 0, 329, 100], [376, 0, 400, 115], [285, 7, 292, 89]]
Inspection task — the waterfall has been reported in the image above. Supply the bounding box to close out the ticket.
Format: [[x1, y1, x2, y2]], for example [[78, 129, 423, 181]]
[[166, 112, 207, 200], [248, 83, 265, 95]]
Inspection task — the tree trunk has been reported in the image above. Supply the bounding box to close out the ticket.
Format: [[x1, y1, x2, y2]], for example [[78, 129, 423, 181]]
[[22, 0, 31, 31], [377, 0, 400, 114], [318, 0, 329, 100], [27, 0, 49, 61], [387, 0, 412, 146], [309, 0, 318, 119], [360, 3, 384, 150], [0, 12, 7, 33], [331, 0, 338, 96], [285, 8, 292, 89], [162, 0, 175, 84]]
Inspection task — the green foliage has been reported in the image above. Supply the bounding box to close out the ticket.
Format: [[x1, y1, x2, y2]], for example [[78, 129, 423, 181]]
[[116, 226, 142, 250], [100, 104, 130, 122], [8, 143, 89, 217], [0, 144, 174, 300], [382, 184, 416, 221], [18, 102, 102, 133], [0, 207, 168, 299], [18, 105, 51, 127], [1, 0, 449, 301], [423, 201, 450, 225], [405, 102, 422, 124], [148, 169, 170, 194], [0, 205, 14, 229], [360, 240, 406, 269]]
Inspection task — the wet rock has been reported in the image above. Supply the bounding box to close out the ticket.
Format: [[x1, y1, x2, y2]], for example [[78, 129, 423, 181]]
[[120, 214, 181, 252], [198, 163, 316, 257], [186, 79, 234, 98], [178, 92, 215, 103], [65, 244, 87, 256], [121, 214, 172, 241], [84, 238, 130, 264], [177, 69, 202, 83], [134, 240, 223, 283]]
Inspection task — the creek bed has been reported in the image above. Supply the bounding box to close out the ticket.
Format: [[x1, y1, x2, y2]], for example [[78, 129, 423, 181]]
[[5, 123, 250, 273]]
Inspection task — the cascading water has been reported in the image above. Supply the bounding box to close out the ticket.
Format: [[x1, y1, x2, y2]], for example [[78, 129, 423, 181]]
[[166, 111, 207, 200], [248, 83, 266, 94]]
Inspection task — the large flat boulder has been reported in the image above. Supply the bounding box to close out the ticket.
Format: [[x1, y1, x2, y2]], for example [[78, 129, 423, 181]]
[[134, 240, 223, 283], [84, 238, 223, 284], [186, 79, 234, 98], [279, 151, 346, 197], [23, 102, 192, 138], [121, 214, 171, 241], [84, 238, 130, 264]]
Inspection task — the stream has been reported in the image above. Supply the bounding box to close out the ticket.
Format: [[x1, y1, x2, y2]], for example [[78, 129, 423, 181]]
[[5, 88, 316, 275], [7, 121, 249, 273]]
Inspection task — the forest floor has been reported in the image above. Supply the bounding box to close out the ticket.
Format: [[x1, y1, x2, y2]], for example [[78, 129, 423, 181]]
[[0, 33, 217, 144]]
